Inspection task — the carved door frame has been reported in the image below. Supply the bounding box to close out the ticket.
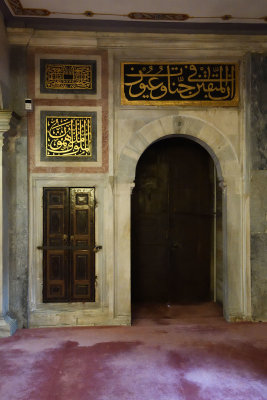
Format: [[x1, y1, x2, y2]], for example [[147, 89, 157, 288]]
[[28, 174, 113, 327], [115, 115, 251, 322]]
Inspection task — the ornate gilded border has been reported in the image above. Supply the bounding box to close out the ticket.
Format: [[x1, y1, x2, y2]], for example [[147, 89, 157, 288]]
[[40, 111, 97, 162], [40, 59, 97, 95], [32, 105, 103, 170], [4, 0, 267, 22], [5, 2, 267, 22], [128, 13, 189, 21], [121, 62, 239, 107], [6, 0, 50, 16]]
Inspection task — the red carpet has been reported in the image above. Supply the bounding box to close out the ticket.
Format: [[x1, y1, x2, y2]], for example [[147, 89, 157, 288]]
[[0, 303, 266, 400]]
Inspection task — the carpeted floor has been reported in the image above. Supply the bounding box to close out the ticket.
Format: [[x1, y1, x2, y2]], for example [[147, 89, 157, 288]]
[[0, 303, 266, 400]]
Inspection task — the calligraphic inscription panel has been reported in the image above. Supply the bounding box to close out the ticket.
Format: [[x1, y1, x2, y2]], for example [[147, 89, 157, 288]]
[[40, 59, 96, 94], [40, 111, 97, 162], [121, 62, 239, 106]]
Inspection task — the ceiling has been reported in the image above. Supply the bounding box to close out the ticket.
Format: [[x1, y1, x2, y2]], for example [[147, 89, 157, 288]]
[[1, 0, 267, 33]]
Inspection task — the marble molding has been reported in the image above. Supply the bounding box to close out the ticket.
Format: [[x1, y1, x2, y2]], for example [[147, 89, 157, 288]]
[[27, 48, 108, 174], [114, 111, 250, 322], [28, 174, 122, 327], [0, 110, 18, 337], [7, 32, 257, 327]]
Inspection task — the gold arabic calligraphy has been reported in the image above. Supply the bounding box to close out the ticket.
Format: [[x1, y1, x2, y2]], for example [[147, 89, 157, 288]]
[[46, 116, 92, 157], [45, 64, 92, 90], [122, 63, 238, 105]]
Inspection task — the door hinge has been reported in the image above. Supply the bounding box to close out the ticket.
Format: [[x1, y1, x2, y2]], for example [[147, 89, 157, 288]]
[[93, 245, 102, 253]]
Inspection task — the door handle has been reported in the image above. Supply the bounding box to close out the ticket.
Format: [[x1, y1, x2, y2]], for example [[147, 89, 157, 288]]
[[93, 245, 102, 253], [171, 242, 181, 249]]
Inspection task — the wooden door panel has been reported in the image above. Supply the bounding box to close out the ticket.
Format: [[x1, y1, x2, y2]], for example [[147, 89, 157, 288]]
[[132, 244, 169, 302], [48, 209, 65, 247], [132, 214, 168, 245], [132, 138, 214, 304], [170, 146, 213, 215], [48, 252, 65, 280], [169, 142, 213, 302], [170, 214, 212, 302], [75, 253, 89, 280], [43, 187, 95, 303], [70, 188, 95, 301], [70, 188, 94, 242], [45, 189, 68, 247], [43, 188, 69, 302], [75, 209, 89, 235], [131, 147, 170, 303], [72, 250, 92, 300], [46, 250, 67, 300]]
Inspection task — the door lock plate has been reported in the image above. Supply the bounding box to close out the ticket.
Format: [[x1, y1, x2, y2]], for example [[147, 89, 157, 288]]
[[93, 245, 102, 253]]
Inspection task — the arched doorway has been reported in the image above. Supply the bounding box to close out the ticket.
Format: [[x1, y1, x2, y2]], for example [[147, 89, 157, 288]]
[[116, 115, 248, 323], [131, 137, 221, 307]]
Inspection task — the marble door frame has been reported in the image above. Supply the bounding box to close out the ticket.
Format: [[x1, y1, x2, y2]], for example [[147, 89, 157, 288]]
[[115, 114, 251, 322]]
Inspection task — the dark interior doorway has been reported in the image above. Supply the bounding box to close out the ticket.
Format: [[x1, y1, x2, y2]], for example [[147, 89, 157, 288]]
[[131, 137, 215, 305]]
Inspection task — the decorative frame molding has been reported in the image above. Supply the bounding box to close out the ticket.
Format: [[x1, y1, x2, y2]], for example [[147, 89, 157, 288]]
[[5, 1, 267, 22], [0, 110, 18, 337], [33, 105, 102, 169], [114, 114, 251, 322], [41, 60, 96, 93], [27, 48, 109, 174], [28, 173, 120, 327], [36, 54, 101, 100], [121, 62, 239, 106], [40, 111, 97, 162]]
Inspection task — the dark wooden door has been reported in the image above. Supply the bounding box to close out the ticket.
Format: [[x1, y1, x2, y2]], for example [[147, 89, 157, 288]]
[[43, 187, 95, 302], [131, 138, 214, 304]]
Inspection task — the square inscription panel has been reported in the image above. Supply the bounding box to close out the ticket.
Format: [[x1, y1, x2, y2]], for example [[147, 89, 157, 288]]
[[40, 59, 97, 95], [40, 111, 97, 162]]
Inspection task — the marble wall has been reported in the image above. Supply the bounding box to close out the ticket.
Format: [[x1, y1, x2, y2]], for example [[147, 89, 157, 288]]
[[3, 30, 267, 330], [5, 46, 28, 328], [0, 12, 9, 109], [249, 54, 267, 320]]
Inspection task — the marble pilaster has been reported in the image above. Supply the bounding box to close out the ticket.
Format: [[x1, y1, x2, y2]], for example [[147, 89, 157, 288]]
[[0, 110, 17, 337]]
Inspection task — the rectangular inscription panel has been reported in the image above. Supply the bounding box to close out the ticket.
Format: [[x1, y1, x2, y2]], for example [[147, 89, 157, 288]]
[[46, 64, 92, 90], [121, 62, 239, 106], [40, 59, 96, 94], [40, 111, 97, 162]]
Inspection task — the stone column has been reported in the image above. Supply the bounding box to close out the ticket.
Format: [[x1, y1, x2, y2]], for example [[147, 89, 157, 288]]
[[0, 110, 17, 337], [114, 181, 134, 323]]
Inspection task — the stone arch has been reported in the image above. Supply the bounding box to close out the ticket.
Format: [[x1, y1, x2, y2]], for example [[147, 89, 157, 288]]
[[115, 114, 248, 322], [117, 114, 240, 184]]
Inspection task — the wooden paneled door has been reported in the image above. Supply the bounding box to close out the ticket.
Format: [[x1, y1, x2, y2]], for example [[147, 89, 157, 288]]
[[131, 138, 214, 304], [43, 188, 95, 303]]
